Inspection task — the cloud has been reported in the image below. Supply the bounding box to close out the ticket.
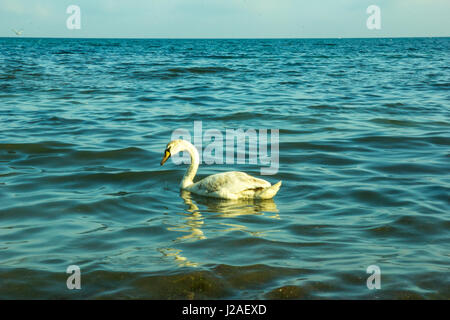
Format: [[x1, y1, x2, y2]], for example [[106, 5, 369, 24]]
[[0, 0, 55, 18], [1, 0, 26, 15]]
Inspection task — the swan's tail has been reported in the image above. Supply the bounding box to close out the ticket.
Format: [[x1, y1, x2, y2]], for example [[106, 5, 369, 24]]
[[257, 181, 282, 199]]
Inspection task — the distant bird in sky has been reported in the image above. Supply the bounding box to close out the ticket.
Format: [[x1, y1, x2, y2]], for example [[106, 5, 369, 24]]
[[12, 29, 23, 36]]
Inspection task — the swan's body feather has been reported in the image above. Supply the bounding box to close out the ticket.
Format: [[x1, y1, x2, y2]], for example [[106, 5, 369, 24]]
[[186, 171, 272, 199], [160, 140, 281, 200]]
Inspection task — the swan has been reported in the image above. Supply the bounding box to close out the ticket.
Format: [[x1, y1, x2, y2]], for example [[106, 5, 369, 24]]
[[160, 139, 282, 200]]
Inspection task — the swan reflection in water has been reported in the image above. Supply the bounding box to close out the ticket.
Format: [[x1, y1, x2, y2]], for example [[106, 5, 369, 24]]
[[161, 191, 280, 267]]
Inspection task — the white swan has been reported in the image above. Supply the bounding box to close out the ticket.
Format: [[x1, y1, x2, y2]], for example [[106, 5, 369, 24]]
[[160, 139, 282, 200]]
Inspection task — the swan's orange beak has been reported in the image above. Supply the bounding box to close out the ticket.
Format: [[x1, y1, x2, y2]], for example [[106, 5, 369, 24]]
[[160, 150, 171, 166]]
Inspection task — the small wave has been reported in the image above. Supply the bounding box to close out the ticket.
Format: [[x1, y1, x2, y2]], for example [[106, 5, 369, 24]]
[[349, 189, 407, 207], [285, 62, 303, 66], [71, 147, 148, 161], [212, 111, 277, 121], [432, 82, 450, 88], [195, 55, 239, 59], [306, 55, 330, 59], [384, 102, 405, 107], [281, 141, 348, 153], [79, 89, 101, 94], [137, 96, 159, 102], [327, 72, 345, 78], [52, 50, 78, 55], [167, 66, 234, 74], [369, 162, 444, 175], [0, 74, 16, 80], [352, 135, 450, 147], [307, 104, 339, 110], [169, 95, 221, 103], [0, 141, 74, 154], [279, 81, 300, 85], [48, 116, 86, 124], [106, 191, 133, 197], [286, 224, 333, 237], [314, 43, 337, 47], [369, 118, 418, 127]]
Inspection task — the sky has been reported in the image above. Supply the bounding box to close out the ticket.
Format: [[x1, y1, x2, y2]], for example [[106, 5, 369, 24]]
[[0, 0, 449, 38]]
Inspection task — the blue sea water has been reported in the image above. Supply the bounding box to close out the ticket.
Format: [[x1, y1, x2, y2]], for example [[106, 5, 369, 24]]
[[0, 37, 449, 299]]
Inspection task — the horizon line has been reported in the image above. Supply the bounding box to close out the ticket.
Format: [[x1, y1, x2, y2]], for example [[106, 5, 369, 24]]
[[1, 35, 449, 40]]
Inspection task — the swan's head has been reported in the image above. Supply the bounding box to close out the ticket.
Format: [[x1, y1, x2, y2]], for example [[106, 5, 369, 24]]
[[160, 139, 191, 166]]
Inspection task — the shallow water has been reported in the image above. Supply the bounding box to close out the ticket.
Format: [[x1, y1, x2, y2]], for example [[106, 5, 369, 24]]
[[0, 38, 449, 299]]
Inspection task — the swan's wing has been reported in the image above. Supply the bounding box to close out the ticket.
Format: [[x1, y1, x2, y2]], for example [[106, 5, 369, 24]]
[[190, 171, 271, 196]]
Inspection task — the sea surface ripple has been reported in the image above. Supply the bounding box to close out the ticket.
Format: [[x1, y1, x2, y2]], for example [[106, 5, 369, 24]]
[[0, 38, 449, 299]]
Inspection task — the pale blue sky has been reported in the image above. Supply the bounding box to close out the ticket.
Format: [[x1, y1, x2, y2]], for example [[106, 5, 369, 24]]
[[1, 0, 449, 38]]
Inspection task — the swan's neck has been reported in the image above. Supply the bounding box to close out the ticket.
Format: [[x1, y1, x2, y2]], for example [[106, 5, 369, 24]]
[[180, 142, 199, 189]]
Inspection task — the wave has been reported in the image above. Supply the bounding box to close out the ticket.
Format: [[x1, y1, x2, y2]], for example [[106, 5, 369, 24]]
[[167, 66, 235, 74], [0, 141, 74, 154]]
